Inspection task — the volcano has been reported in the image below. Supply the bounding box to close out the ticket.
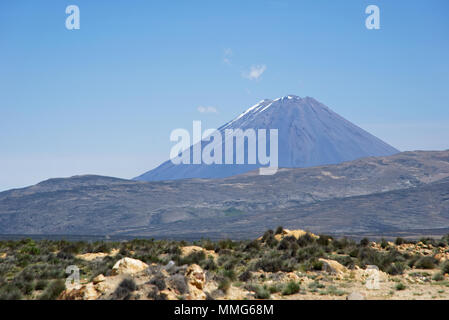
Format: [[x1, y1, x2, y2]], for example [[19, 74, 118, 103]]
[[135, 95, 399, 181]]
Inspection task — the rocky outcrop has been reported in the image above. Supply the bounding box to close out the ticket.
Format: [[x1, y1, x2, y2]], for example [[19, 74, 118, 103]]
[[60, 258, 212, 301], [274, 229, 318, 241], [112, 257, 149, 275], [59, 283, 100, 300], [186, 264, 206, 290], [181, 246, 218, 260], [76, 249, 119, 261], [319, 258, 348, 275], [185, 264, 207, 300], [93, 274, 106, 284]]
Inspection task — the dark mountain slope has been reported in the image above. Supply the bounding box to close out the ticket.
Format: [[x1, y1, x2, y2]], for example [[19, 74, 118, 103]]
[[0, 150, 448, 238]]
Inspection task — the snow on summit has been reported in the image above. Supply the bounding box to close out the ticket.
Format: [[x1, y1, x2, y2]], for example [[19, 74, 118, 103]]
[[135, 96, 399, 181]]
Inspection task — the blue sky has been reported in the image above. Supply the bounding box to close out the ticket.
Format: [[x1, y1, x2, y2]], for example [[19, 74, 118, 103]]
[[1, 0, 448, 191]]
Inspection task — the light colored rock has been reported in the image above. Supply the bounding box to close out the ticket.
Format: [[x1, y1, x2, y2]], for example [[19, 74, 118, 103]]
[[160, 289, 179, 300], [181, 264, 207, 300], [0, 253, 6, 259], [95, 281, 109, 293], [83, 283, 100, 300], [353, 266, 389, 283], [112, 257, 148, 275], [285, 272, 300, 281], [186, 264, 206, 290], [93, 274, 106, 284], [59, 283, 100, 300], [187, 287, 207, 300], [181, 246, 217, 259], [435, 253, 448, 262], [76, 249, 119, 261], [76, 252, 109, 261], [273, 229, 319, 241], [319, 258, 348, 274]]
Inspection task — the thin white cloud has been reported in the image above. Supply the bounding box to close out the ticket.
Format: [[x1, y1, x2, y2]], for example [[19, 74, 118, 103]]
[[223, 48, 233, 65], [197, 106, 218, 113], [242, 65, 266, 80]]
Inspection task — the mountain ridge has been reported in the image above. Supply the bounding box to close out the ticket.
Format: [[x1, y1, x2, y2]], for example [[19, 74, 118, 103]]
[[1, 150, 448, 238]]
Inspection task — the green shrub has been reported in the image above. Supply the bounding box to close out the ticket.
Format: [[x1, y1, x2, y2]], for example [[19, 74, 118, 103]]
[[441, 234, 449, 245], [275, 226, 284, 235], [92, 242, 112, 254], [324, 285, 345, 296], [20, 244, 41, 256], [21, 281, 35, 295], [254, 285, 270, 299], [334, 255, 354, 269], [358, 247, 402, 271], [262, 230, 274, 241], [149, 274, 166, 290], [35, 279, 48, 291], [178, 251, 206, 266], [167, 274, 188, 295], [308, 281, 325, 291], [222, 257, 239, 271], [415, 256, 437, 269], [386, 262, 406, 275], [255, 254, 294, 273], [112, 278, 138, 300], [261, 231, 278, 248], [39, 280, 65, 300], [302, 258, 323, 271], [407, 255, 421, 268], [441, 261, 449, 274], [317, 235, 332, 246], [349, 248, 359, 258], [217, 239, 235, 250], [360, 238, 370, 247], [217, 278, 231, 293], [297, 233, 316, 247], [0, 285, 23, 300], [268, 283, 284, 294], [200, 257, 217, 271], [332, 237, 354, 250], [433, 272, 444, 281], [296, 245, 325, 262], [380, 239, 389, 249], [278, 237, 296, 251], [282, 281, 300, 295], [420, 238, 437, 247], [395, 283, 406, 291], [238, 270, 252, 282], [221, 269, 236, 281], [243, 240, 260, 252]]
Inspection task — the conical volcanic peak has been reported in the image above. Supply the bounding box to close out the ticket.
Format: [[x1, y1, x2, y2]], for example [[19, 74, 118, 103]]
[[135, 96, 399, 181]]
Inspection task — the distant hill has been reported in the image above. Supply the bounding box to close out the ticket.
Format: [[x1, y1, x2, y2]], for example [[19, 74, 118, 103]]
[[136, 96, 399, 181], [1, 150, 448, 239]]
